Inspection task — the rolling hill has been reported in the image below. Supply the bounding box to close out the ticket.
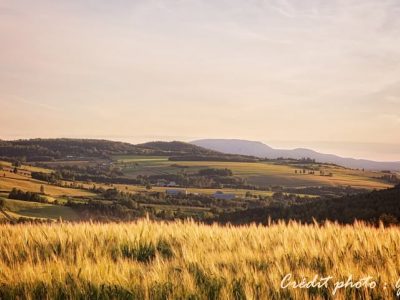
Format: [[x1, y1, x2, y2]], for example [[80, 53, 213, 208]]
[[192, 139, 400, 171], [0, 139, 229, 161], [137, 141, 219, 155]]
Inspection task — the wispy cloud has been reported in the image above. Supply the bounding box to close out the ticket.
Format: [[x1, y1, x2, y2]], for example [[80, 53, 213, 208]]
[[5, 95, 60, 112], [0, 0, 399, 158]]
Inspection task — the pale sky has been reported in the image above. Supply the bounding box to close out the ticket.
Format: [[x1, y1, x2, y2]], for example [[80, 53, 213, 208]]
[[1, 0, 399, 160]]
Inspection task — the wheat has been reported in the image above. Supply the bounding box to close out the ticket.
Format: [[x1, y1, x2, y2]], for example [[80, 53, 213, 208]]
[[0, 219, 399, 299]]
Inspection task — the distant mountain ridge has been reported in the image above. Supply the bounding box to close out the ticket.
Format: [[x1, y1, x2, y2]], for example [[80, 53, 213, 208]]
[[191, 139, 400, 171], [0, 138, 255, 162]]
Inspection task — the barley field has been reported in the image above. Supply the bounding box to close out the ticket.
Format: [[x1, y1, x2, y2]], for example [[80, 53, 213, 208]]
[[1, 219, 400, 299]]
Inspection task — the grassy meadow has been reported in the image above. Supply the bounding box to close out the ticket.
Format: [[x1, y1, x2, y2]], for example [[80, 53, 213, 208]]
[[0, 219, 400, 299]]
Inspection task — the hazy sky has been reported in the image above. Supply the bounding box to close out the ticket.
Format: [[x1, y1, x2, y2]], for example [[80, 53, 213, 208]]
[[1, 0, 399, 160]]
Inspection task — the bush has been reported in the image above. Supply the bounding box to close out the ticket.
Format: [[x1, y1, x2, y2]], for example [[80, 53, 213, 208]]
[[8, 188, 47, 203], [198, 168, 233, 177]]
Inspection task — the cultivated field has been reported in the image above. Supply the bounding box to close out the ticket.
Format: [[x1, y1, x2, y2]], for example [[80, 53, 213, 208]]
[[115, 156, 392, 190], [0, 161, 52, 174], [0, 198, 79, 221], [0, 219, 399, 299], [0, 171, 95, 198]]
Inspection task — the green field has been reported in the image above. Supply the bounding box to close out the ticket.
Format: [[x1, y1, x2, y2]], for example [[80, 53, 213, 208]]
[[115, 155, 202, 176], [115, 184, 317, 198], [114, 156, 391, 190], [114, 155, 170, 163], [1, 198, 79, 221]]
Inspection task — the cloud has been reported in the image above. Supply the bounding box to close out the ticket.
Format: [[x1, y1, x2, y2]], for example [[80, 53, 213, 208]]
[[3, 95, 60, 112], [0, 0, 399, 152]]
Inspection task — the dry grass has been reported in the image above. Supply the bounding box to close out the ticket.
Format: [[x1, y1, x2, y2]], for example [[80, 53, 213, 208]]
[[0, 161, 52, 173], [0, 219, 399, 299]]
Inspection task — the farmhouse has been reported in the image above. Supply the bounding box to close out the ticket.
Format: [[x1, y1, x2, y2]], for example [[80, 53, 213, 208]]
[[212, 191, 236, 200], [166, 189, 187, 196]]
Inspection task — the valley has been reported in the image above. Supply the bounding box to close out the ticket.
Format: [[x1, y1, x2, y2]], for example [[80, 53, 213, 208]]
[[0, 139, 397, 224]]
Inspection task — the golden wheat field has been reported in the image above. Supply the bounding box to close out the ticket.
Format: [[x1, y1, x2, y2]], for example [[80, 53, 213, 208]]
[[0, 219, 400, 299]]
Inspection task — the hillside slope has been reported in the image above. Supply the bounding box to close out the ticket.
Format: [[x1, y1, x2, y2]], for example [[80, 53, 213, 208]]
[[0, 139, 233, 162], [0, 139, 147, 161]]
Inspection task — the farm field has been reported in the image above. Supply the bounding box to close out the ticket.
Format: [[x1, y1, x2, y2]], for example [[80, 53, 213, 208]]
[[0, 160, 52, 173], [0, 219, 399, 299], [0, 198, 79, 221], [115, 156, 391, 190], [0, 155, 394, 223], [117, 184, 277, 197], [0, 165, 314, 222], [0, 171, 95, 198], [75, 179, 316, 198]]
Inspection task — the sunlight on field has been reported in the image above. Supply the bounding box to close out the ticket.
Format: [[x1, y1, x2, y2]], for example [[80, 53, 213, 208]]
[[0, 161, 52, 173], [114, 155, 170, 163], [0, 219, 399, 299], [119, 184, 277, 197], [0, 172, 95, 197], [115, 156, 391, 190], [1, 198, 79, 220]]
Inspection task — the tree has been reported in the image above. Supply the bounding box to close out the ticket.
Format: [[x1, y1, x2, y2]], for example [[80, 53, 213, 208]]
[[272, 191, 284, 200], [40, 185, 45, 194], [12, 160, 22, 167], [0, 198, 5, 210]]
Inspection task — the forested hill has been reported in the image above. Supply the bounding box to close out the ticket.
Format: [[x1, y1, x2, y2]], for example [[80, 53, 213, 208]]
[[138, 141, 259, 162], [0, 139, 148, 161], [218, 185, 400, 225], [0, 138, 257, 162], [137, 141, 219, 155]]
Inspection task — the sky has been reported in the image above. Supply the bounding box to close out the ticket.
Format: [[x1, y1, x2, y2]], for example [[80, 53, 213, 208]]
[[0, 0, 399, 161]]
